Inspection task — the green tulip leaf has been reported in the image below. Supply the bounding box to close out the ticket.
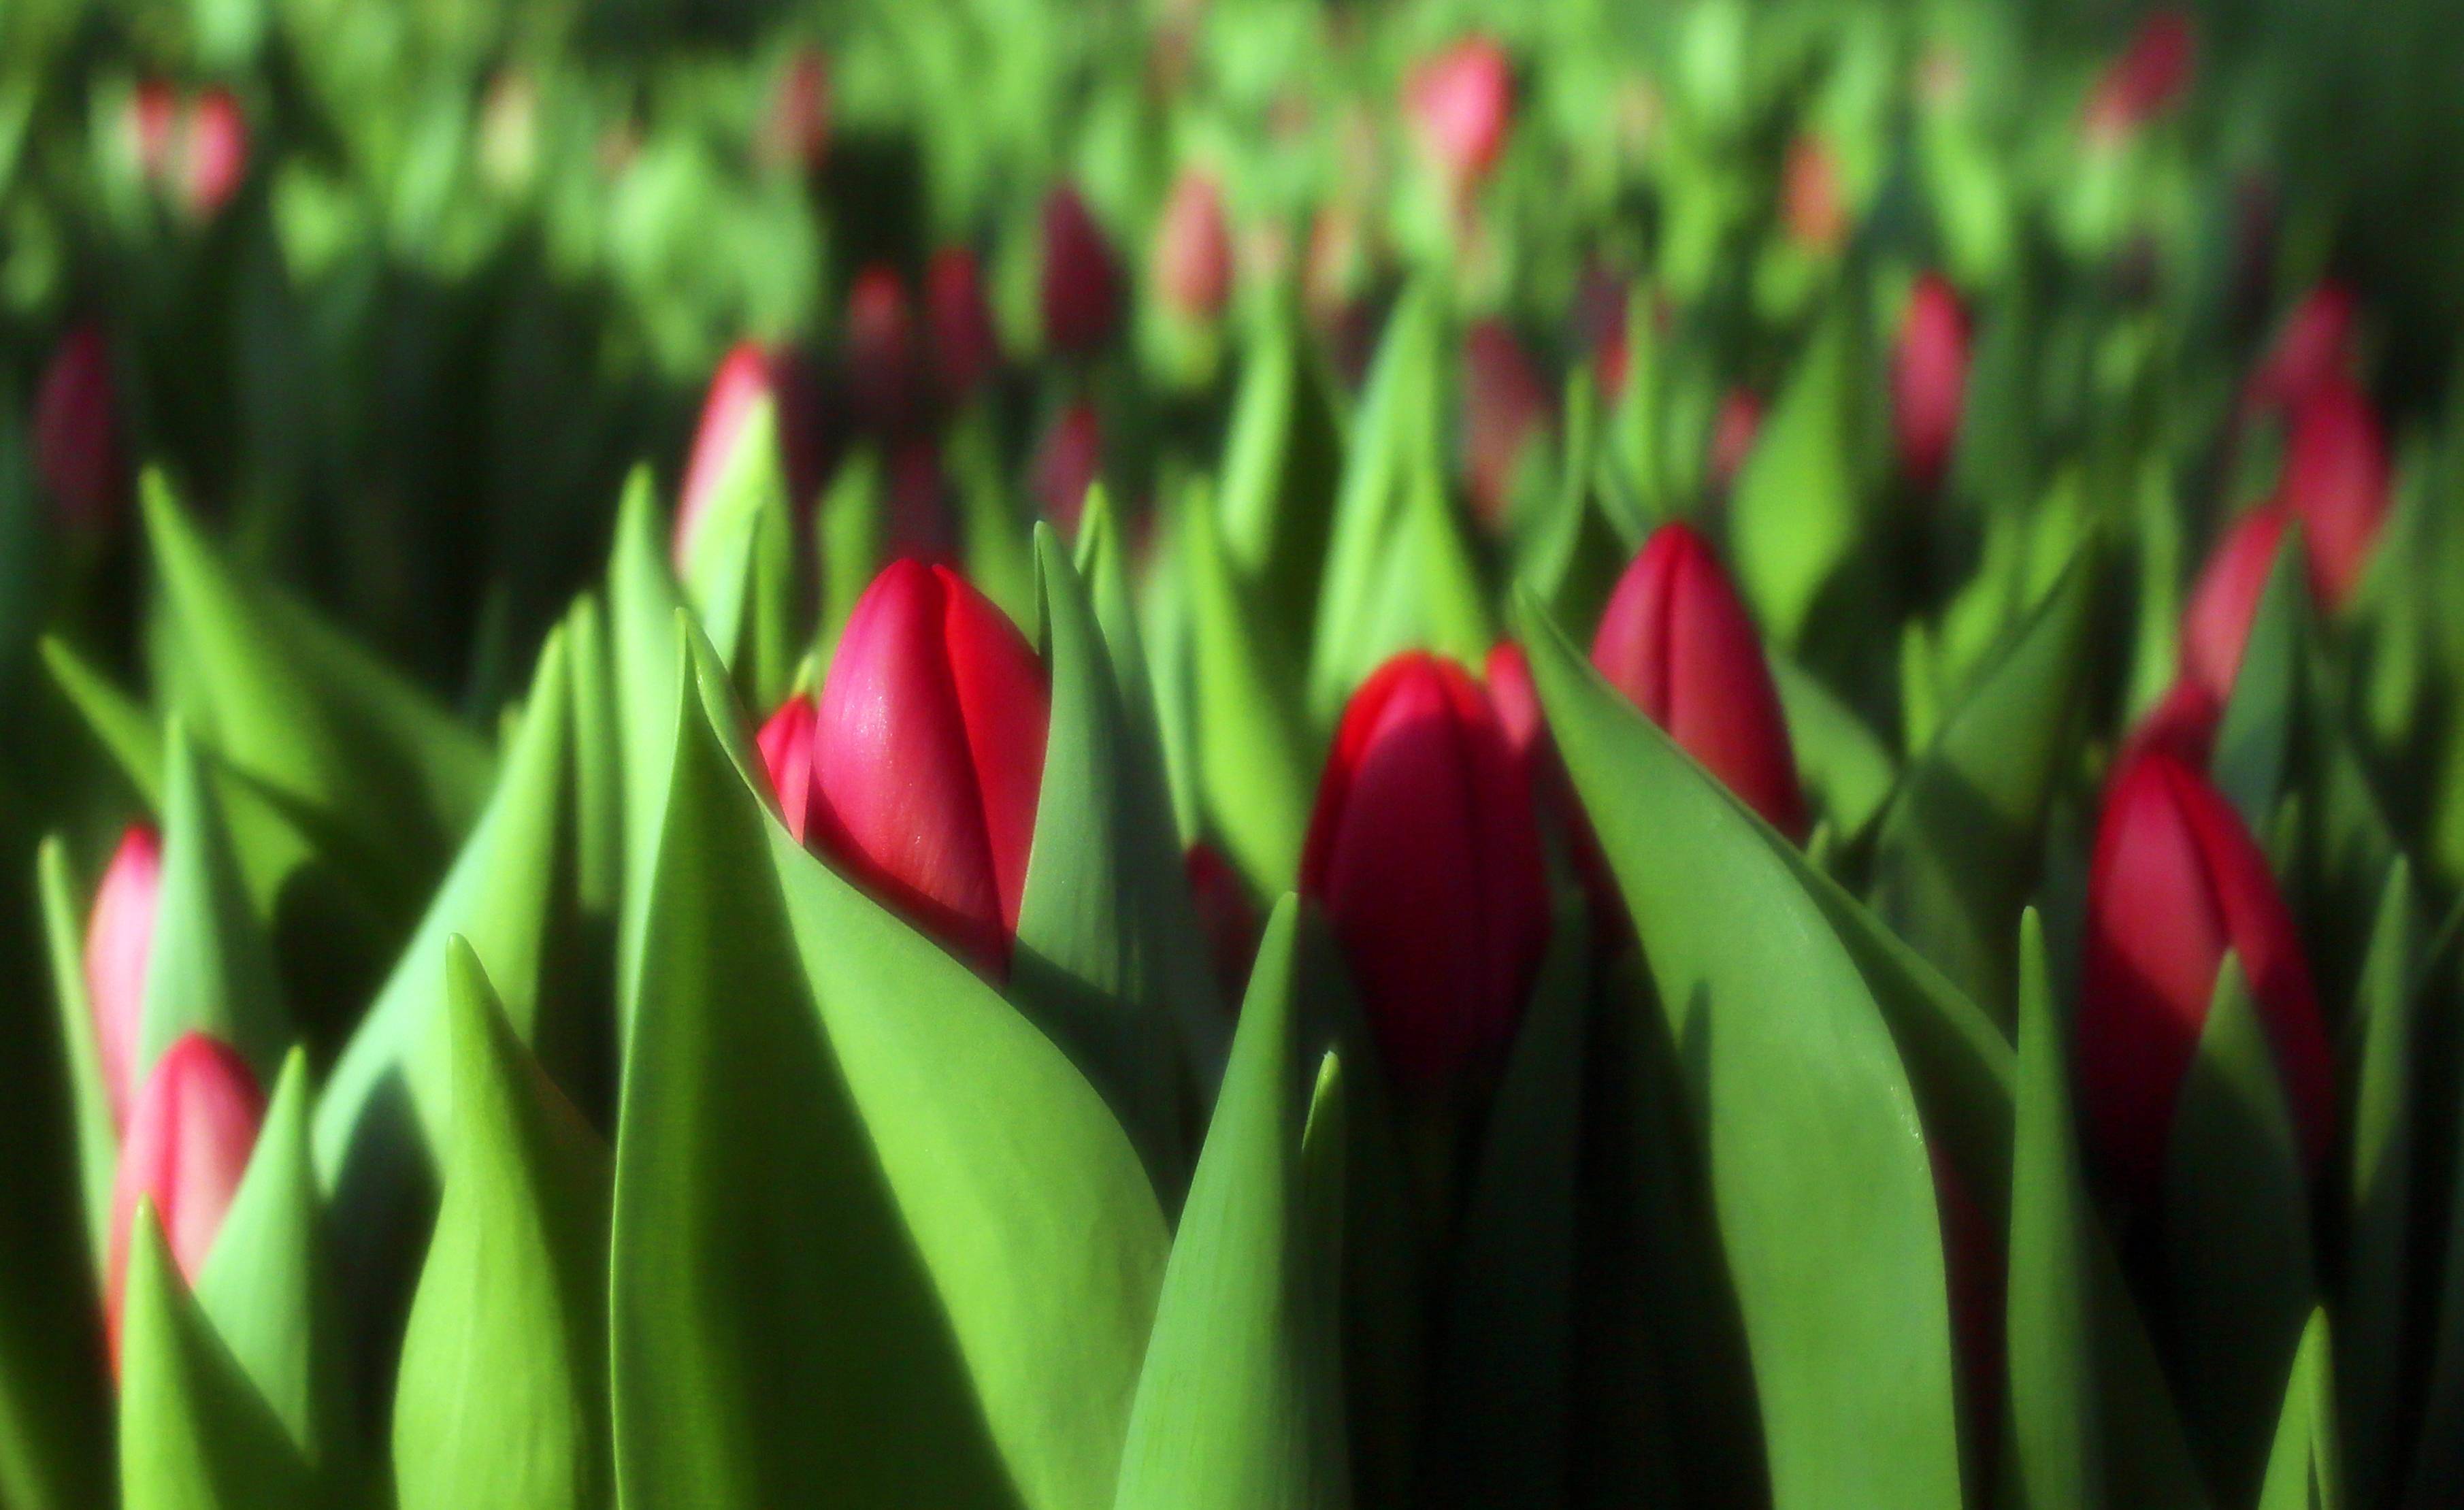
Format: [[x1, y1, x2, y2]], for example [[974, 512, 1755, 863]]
[[1729, 295, 1882, 653], [2164, 955, 2316, 1505], [1517, 600, 1964, 1510], [393, 940, 611, 1510], [679, 397, 798, 714], [563, 593, 623, 922], [2212, 530, 2310, 832], [2337, 861, 2418, 1508], [140, 725, 289, 1094], [37, 835, 119, 1266], [1185, 484, 1315, 889], [1113, 896, 1350, 1510], [2256, 1310, 2341, 1510], [1219, 311, 1343, 638], [1771, 655, 1899, 840], [606, 465, 688, 1025], [41, 633, 164, 804]]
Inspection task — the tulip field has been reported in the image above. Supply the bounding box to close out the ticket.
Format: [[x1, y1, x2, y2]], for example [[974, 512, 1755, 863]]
[[13, 0, 2464, 1506]]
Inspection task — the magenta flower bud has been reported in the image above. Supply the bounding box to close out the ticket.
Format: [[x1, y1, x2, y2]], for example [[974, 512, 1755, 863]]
[[2120, 679, 2224, 776], [812, 561, 1050, 978], [1031, 401, 1103, 535], [672, 340, 825, 574], [1040, 185, 1123, 358], [1301, 652, 1549, 1097], [2276, 372, 2389, 606], [128, 80, 179, 182], [1184, 842, 1262, 1005], [1154, 167, 1234, 323], [756, 695, 819, 845], [182, 88, 248, 220], [2078, 751, 2333, 1198], [2246, 282, 2357, 418], [2181, 503, 2295, 706], [1406, 35, 1514, 197], [107, 1034, 265, 1371], [2082, 9, 2197, 146], [925, 247, 1000, 406], [33, 322, 129, 534], [86, 823, 163, 1132], [1592, 523, 1808, 840], [846, 263, 919, 437], [1462, 319, 1555, 532], [1709, 387, 1764, 493], [1892, 273, 1971, 491]]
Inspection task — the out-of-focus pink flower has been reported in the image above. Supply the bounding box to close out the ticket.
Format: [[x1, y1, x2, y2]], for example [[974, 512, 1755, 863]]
[[2120, 679, 2225, 776], [1462, 319, 1556, 531], [810, 561, 1050, 978], [1592, 523, 1808, 840], [759, 47, 832, 174], [925, 247, 1001, 406], [1032, 402, 1104, 534], [846, 264, 919, 437], [1407, 36, 1514, 197], [886, 438, 959, 565], [34, 322, 129, 534], [1302, 652, 1549, 1098], [1155, 168, 1234, 323], [1892, 273, 1971, 491], [2181, 503, 2295, 706], [2246, 282, 2357, 418], [672, 341, 826, 574], [86, 825, 163, 1132], [1781, 134, 1847, 252], [107, 1034, 265, 1371], [1042, 185, 1123, 358], [182, 89, 248, 219], [2082, 10, 2197, 146], [1709, 387, 1765, 492], [2276, 372, 2389, 605]]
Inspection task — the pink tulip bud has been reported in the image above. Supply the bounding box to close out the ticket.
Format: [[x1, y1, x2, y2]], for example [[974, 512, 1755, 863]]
[[129, 81, 179, 182], [812, 561, 1049, 977], [925, 247, 1000, 406], [1302, 652, 1549, 1096], [2246, 282, 2357, 418], [2082, 10, 2197, 146], [2077, 751, 2333, 1197], [846, 263, 919, 437], [1462, 319, 1556, 532], [1031, 402, 1103, 535], [1184, 842, 1262, 1005], [86, 824, 163, 1132], [1709, 387, 1764, 493], [1892, 273, 1971, 491], [759, 48, 832, 174], [2180, 503, 2295, 706], [756, 695, 819, 844], [107, 1034, 265, 1371], [1781, 134, 1847, 252], [182, 88, 248, 220], [1155, 168, 1234, 322], [2120, 679, 2224, 775], [2275, 372, 2388, 605], [672, 340, 825, 573], [33, 323, 129, 534], [1406, 36, 1514, 196], [1593, 524, 1808, 840], [1041, 185, 1123, 358]]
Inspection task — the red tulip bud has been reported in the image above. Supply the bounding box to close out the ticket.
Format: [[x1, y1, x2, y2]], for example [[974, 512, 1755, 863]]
[[1031, 402, 1104, 535], [86, 825, 163, 1132], [846, 263, 919, 437], [1184, 842, 1262, 1005], [107, 1034, 265, 1370], [2082, 10, 2197, 146], [182, 89, 248, 220], [1709, 387, 1764, 492], [1893, 274, 1971, 491], [2246, 282, 2356, 418], [2121, 679, 2224, 774], [759, 48, 832, 174], [129, 81, 179, 182], [1462, 319, 1556, 531], [1482, 642, 1546, 778], [1301, 652, 1549, 1096], [1406, 36, 1513, 196], [756, 695, 819, 844], [1041, 185, 1123, 358], [33, 323, 129, 534], [1781, 134, 1848, 252], [811, 561, 1049, 977], [925, 247, 1001, 406], [2276, 372, 2388, 605], [2077, 752, 2333, 1197], [672, 341, 825, 574], [1155, 168, 1234, 322], [2180, 503, 2295, 705], [1592, 524, 1808, 840]]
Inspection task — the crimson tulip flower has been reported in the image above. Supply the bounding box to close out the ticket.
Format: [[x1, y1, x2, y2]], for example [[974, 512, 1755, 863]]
[[1406, 36, 1513, 198], [755, 695, 819, 845], [107, 1034, 266, 1369], [808, 561, 1049, 977], [2120, 678, 2225, 774], [1031, 402, 1103, 534], [2246, 282, 2356, 417], [925, 247, 1001, 405], [33, 323, 128, 533], [1592, 523, 1809, 840], [2077, 751, 2333, 1196], [183, 88, 248, 219], [2180, 502, 2295, 706], [846, 263, 919, 437], [1462, 319, 1555, 532], [671, 340, 825, 574], [1893, 273, 1971, 491], [2082, 10, 2197, 146], [86, 824, 163, 1131], [1155, 168, 1234, 323], [1708, 388, 1764, 493], [1041, 185, 1122, 357], [2276, 372, 2389, 604], [1301, 652, 1549, 1097]]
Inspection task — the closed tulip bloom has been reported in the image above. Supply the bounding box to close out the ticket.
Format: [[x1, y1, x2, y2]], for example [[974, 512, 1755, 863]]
[[182, 88, 248, 219], [672, 341, 825, 574], [1708, 387, 1764, 492], [107, 1034, 265, 1368], [845, 263, 919, 437], [812, 561, 1049, 977], [925, 247, 1001, 405], [2246, 282, 2356, 417], [1406, 36, 1513, 195], [1041, 185, 1122, 357], [33, 323, 129, 532], [2077, 752, 2333, 1196], [86, 824, 163, 1131], [1301, 653, 1549, 1096], [2120, 679, 2224, 774], [1781, 134, 1847, 252], [1031, 402, 1103, 534], [2276, 372, 2389, 604], [1155, 168, 1234, 322], [1184, 842, 1262, 1006], [2082, 9, 2197, 146], [1893, 273, 1971, 490], [755, 695, 819, 844], [2180, 502, 2295, 705], [1592, 523, 1809, 840]]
